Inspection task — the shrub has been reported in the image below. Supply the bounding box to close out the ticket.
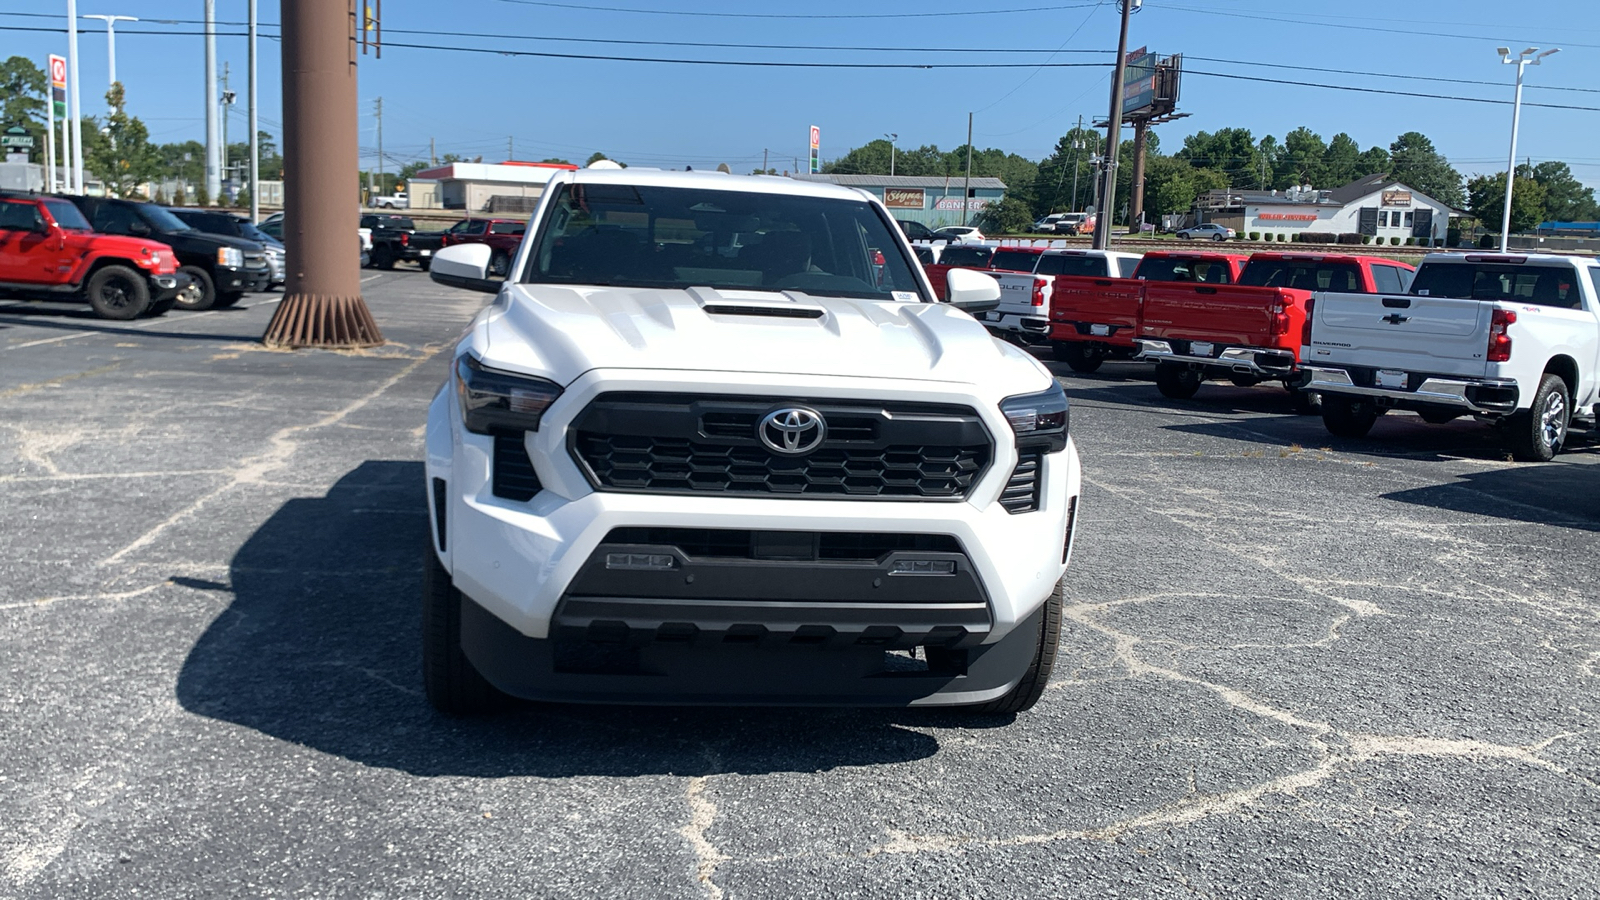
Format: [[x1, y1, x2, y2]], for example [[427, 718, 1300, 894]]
[[1336, 233, 1361, 245], [1390, 236, 1401, 246], [1361, 234, 1372, 244], [1446, 228, 1462, 247], [1277, 233, 1287, 242], [1300, 232, 1338, 244], [1477, 234, 1496, 249], [1248, 231, 1260, 241], [1403, 237, 1414, 246], [173, 184, 188, 206]]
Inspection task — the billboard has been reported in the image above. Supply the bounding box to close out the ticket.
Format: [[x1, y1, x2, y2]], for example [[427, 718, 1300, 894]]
[[884, 188, 925, 209], [1121, 47, 1156, 117], [49, 54, 67, 118], [808, 125, 820, 174]]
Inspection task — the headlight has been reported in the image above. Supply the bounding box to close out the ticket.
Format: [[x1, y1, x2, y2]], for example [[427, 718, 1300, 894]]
[[999, 384, 1069, 453], [455, 354, 563, 435], [216, 247, 243, 268]]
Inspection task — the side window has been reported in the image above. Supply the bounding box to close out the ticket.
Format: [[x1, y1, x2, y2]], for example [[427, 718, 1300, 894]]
[[1118, 257, 1139, 278], [94, 204, 139, 235], [465, 220, 489, 235], [360, 216, 376, 229], [1395, 266, 1415, 292], [1371, 265, 1403, 295], [1588, 268, 1600, 308], [446, 220, 470, 234], [0, 201, 40, 230]]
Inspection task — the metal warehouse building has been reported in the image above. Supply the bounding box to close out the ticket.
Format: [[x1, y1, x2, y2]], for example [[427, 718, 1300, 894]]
[[792, 174, 1007, 229]]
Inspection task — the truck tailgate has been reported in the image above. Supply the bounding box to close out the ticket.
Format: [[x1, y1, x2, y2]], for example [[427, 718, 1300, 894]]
[[1308, 293, 1491, 377], [1140, 283, 1301, 351], [995, 272, 1046, 319], [1051, 275, 1141, 346]]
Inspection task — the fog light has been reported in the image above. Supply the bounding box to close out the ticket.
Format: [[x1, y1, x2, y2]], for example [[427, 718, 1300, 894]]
[[889, 559, 957, 576], [605, 552, 676, 571]]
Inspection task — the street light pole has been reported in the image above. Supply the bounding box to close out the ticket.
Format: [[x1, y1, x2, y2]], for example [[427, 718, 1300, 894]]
[[65, 0, 84, 193], [84, 14, 138, 88], [1497, 46, 1559, 252], [885, 133, 897, 177], [249, 0, 259, 221]]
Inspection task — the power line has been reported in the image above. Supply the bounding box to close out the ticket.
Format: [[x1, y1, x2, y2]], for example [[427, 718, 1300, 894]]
[[374, 39, 1116, 69], [1155, 4, 1600, 50], [487, 0, 1102, 19], [1183, 69, 1600, 113]]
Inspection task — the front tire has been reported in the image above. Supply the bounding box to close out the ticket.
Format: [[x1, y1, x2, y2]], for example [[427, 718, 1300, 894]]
[[214, 290, 245, 308], [86, 265, 150, 320], [1155, 363, 1203, 400], [422, 547, 510, 716], [488, 252, 510, 278], [372, 246, 396, 270], [1507, 374, 1570, 462], [174, 265, 216, 310], [1322, 394, 1380, 438], [969, 577, 1064, 715]]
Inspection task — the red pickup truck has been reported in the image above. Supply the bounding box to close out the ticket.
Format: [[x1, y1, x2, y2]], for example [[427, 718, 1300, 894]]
[[439, 217, 527, 277], [1050, 251, 1248, 373], [0, 193, 188, 319], [1136, 252, 1416, 404], [921, 244, 996, 299]]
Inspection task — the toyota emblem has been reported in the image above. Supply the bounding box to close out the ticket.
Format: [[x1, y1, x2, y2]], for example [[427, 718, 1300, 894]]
[[758, 407, 826, 455]]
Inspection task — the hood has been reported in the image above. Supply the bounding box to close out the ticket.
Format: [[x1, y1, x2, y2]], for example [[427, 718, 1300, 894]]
[[70, 231, 171, 257], [477, 285, 1049, 392], [162, 229, 261, 252]]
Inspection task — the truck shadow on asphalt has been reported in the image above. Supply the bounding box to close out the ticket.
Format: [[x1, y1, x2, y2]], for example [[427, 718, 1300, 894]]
[[176, 460, 950, 777], [1381, 461, 1600, 532], [0, 311, 262, 344]]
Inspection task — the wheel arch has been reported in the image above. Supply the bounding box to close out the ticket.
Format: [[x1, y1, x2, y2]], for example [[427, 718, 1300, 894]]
[[80, 255, 143, 284], [1544, 355, 1579, 399]]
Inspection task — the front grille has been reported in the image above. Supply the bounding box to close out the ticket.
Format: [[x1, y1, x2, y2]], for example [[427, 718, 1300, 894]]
[[999, 448, 1043, 514], [244, 250, 267, 269], [492, 432, 541, 501], [571, 393, 992, 500]]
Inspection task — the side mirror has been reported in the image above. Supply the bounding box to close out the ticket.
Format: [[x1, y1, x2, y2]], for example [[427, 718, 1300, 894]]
[[430, 243, 501, 294], [32, 218, 53, 235], [944, 267, 1002, 313], [128, 220, 151, 236]]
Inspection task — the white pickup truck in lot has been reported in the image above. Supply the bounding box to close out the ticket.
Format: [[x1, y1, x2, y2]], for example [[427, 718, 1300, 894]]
[[422, 170, 1083, 716], [1301, 252, 1600, 460], [984, 248, 1142, 345]]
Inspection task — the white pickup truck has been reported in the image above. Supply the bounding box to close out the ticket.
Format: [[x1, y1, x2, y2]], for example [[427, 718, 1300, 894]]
[[983, 248, 1142, 345], [1301, 252, 1600, 460]]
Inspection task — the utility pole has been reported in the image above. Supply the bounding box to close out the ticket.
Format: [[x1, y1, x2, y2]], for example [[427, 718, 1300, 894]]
[[1093, 0, 1136, 251], [962, 112, 973, 227], [249, 0, 259, 220], [1129, 120, 1149, 231], [84, 14, 137, 89], [66, 0, 84, 193], [430, 137, 437, 166], [220, 62, 232, 199], [204, 0, 220, 202], [507, 134, 513, 161], [762, 148, 769, 173], [375, 97, 384, 193], [1070, 114, 1084, 212], [264, 0, 382, 348]]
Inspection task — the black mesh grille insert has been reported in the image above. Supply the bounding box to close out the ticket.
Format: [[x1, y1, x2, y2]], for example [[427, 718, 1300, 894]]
[[602, 527, 962, 561], [571, 393, 992, 500], [999, 449, 1043, 514], [492, 432, 541, 501]]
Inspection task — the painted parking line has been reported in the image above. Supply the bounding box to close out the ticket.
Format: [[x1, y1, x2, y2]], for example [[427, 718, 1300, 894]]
[[3, 295, 288, 352]]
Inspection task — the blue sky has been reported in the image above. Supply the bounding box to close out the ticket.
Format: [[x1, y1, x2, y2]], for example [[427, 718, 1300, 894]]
[[5, 0, 1598, 189]]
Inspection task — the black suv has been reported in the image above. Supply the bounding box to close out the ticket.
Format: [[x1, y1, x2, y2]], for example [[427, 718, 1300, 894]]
[[61, 196, 271, 310]]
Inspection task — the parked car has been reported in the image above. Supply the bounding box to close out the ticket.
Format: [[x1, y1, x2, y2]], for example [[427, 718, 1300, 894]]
[[897, 219, 938, 242], [1051, 212, 1093, 235], [932, 226, 985, 244], [982, 249, 1143, 346], [920, 243, 995, 299], [1301, 252, 1599, 460], [0, 192, 189, 319], [419, 168, 1081, 715], [170, 209, 287, 289], [1175, 223, 1236, 241], [1033, 214, 1068, 233], [257, 213, 372, 269], [370, 194, 409, 209], [360, 213, 444, 270], [438, 217, 527, 278], [1136, 252, 1415, 405], [1050, 251, 1249, 373], [63, 195, 270, 310]]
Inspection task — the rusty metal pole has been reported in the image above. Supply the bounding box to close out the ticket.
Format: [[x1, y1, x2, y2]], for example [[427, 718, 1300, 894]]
[[1128, 120, 1148, 233], [264, 0, 383, 348]]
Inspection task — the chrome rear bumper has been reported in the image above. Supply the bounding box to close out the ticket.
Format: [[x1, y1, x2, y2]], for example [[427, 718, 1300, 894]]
[[1301, 366, 1519, 414], [1136, 340, 1296, 376]]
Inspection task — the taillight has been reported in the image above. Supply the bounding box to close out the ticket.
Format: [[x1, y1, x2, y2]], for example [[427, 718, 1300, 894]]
[[1032, 276, 1047, 307], [1301, 297, 1315, 347], [1488, 308, 1516, 362], [400, 232, 410, 247], [1269, 301, 1290, 337]]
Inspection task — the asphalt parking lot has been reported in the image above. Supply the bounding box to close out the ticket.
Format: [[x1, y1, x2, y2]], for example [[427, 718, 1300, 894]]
[[2, 274, 1597, 899]]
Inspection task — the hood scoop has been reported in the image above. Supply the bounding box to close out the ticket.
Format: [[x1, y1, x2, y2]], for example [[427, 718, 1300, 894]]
[[684, 286, 826, 320]]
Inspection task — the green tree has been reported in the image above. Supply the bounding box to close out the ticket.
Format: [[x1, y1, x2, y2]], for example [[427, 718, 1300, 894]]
[[1277, 127, 1327, 188], [973, 196, 1036, 235], [1526, 161, 1600, 221], [173, 183, 188, 206], [540, 157, 572, 166], [195, 183, 211, 207], [1032, 127, 1104, 217], [1174, 128, 1261, 188], [585, 151, 624, 167], [233, 185, 251, 209], [0, 56, 47, 163], [1255, 134, 1282, 189], [1388, 131, 1464, 207], [86, 84, 159, 198], [1356, 145, 1391, 180], [1468, 172, 1547, 233], [1322, 133, 1363, 186]]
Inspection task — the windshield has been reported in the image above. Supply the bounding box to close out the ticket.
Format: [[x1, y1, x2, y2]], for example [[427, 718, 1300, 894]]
[[1135, 257, 1236, 284], [523, 182, 927, 301], [1238, 260, 1363, 292], [137, 204, 194, 233], [43, 199, 91, 231], [1411, 263, 1584, 309], [235, 220, 279, 244], [938, 246, 992, 267], [1036, 254, 1112, 277]]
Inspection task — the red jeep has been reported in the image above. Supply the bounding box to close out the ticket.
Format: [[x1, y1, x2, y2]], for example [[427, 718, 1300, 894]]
[[0, 193, 188, 319]]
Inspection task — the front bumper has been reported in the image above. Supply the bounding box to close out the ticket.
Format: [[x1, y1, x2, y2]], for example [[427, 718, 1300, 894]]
[[213, 264, 271, 293], [426, 369, 1082, 705], [146, 271, 193, 302], [1300, 366, 1520, 414], [1137, 339, 1297, 377]]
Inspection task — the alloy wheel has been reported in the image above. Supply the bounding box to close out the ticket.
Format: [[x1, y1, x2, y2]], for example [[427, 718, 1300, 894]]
[[1541, 390, 1568, 452]]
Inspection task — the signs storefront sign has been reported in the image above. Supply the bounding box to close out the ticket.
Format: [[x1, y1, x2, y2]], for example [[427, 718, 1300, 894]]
[[884, 188, 925, 209], [1258, 213, 1319, 221], [1381, 190, 1412, 206], [49, 54, 67, 118], [934, 197, 990, 212]]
